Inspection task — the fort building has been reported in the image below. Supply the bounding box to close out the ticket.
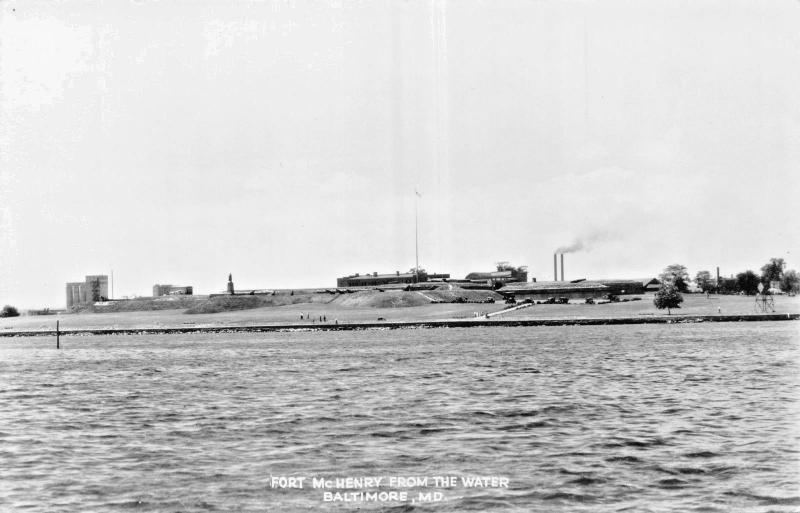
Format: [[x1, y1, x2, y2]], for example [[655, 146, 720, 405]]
[[152, 284, 194, 296], [336, 270, 450, 288]]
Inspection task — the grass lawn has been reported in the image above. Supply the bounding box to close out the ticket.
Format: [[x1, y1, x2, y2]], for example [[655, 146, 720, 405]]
[[496, 293, 800, 320], [0, 301, 507, 332], [1, 293, 798, 333]]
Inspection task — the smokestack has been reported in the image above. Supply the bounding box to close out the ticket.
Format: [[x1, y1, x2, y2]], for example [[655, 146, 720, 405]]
[[560, 254, 564, 281], [554, 254, 557, 281]]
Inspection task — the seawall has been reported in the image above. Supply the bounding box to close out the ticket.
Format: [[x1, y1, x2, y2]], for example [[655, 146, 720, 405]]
[[1, 313, 797, 337]]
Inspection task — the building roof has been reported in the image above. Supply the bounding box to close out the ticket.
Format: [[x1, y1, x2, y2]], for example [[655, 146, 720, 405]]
[[500, 281, 610, 292], [574, 278, 661, 286], [341, 273, 416, 282], [465, 270, 513, 280]]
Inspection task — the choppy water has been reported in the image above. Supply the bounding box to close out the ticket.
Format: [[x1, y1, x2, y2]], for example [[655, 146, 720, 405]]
[[1, 323, 799, 512]]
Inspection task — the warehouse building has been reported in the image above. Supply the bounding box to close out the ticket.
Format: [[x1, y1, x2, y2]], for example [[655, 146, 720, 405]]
[[499, 281, 611, 300], [498, 278, 658, 300], [465, 263, 528, 287]]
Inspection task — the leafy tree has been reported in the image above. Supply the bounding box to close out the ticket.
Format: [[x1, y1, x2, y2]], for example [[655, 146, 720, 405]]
[[653, 283, 683, 314], [660, 264, 690, 292], [736, 270, 760, 295], [717, 277, 739, 294], [780, 269, 799, 294], [0, 305, 20, 317], [695, 270, 713, 292], [760, 257, 785, 286]]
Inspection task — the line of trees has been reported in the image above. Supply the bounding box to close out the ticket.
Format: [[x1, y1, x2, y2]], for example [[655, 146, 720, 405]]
[[660, 258, 799, 296]]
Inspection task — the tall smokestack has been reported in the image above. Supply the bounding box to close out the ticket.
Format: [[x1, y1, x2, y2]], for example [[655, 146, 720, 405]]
[[560, 254, 564, 281], [554, 254, 557, 281]]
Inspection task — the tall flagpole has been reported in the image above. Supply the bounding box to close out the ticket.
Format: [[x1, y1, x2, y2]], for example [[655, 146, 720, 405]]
[[415, 189, 420, 283]]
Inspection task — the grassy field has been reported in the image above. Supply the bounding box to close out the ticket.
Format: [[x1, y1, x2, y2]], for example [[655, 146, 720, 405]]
[[1, 300, 506, 332], [497, 293, 800, 320], [2, 293, 798, 333]]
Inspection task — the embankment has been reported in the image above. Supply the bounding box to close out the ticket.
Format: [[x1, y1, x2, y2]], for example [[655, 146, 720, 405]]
[[2, 313, 797, 337]]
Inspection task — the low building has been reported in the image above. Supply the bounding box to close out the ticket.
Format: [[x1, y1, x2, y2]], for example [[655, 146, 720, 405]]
[[152, 284, 194, 296], [336, 270, 450, 288], [643, 278, 661, 292], [499, 278, 654, 300], [465, 264, 528, 287], [499, 281, 610, 300], [590, 279, 647, 295]]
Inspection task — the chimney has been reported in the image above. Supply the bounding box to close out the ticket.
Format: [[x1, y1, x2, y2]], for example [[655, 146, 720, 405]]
[[553, 254, 557, 281], [560, 254, 564, 281]]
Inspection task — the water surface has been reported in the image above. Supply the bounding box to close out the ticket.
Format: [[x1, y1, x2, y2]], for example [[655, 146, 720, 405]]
[[1, 323, 798, 512]]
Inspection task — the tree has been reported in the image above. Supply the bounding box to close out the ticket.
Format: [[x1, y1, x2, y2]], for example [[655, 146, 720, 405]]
[[0, 305, 20, 318], [736, 270, 760, 295], [660, 264, 690, 292], [654, 283, 683, 314], [717, 277, 739, 295], [780, 269, 799, 294], [695, 270, 713, 292], [760, 257, 786, 287], [496, 261, 512, 271]]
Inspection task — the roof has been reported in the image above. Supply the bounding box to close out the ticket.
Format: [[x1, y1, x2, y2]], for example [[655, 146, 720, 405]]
[[571, 278, 661, 287], [465, 271, 513, 280], [341, 273, 416, 282], [500, 281, 610, 292]]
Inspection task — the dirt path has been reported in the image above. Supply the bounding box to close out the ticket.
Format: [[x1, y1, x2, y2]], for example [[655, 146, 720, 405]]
[[415, 291, 437, 302]]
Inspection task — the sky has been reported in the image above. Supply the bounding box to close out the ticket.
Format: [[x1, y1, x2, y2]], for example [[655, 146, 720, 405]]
[[1, 0, 799, 309]]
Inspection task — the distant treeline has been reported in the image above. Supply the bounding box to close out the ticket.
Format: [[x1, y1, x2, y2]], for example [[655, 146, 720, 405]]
[[662, 257, 799, 295]]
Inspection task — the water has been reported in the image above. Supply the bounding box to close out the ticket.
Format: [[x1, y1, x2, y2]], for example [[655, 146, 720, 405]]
[[1, 323, 798, 512]]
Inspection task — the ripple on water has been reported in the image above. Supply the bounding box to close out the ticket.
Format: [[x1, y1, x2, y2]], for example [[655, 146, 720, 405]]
[[0, 323, 798, 512]]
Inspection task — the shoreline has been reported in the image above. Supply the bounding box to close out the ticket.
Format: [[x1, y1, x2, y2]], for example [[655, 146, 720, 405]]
[[1, 313, 797, 337]]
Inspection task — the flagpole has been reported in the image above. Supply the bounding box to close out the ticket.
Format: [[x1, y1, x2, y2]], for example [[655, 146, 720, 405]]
[[415, 190, 419, 283]]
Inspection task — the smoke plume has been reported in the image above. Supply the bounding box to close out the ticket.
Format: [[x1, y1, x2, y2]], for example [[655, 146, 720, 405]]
[[555, 230, 612, 254]]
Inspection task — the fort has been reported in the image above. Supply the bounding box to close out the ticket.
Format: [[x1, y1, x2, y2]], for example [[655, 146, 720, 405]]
[[35, 253, 794, 331]]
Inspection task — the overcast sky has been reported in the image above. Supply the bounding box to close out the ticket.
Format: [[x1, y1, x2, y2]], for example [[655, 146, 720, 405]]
[[1, 0, 798, 308]]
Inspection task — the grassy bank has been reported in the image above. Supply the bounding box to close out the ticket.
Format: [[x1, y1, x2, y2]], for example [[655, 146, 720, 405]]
[[2, 293, 797, 334]]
